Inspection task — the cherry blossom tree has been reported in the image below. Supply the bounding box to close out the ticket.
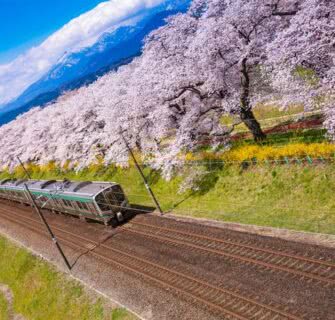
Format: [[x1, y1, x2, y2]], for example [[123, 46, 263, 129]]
[[135, 0, 307, 142], [0, 0, 334, 178], [266, 0, 334, 138]]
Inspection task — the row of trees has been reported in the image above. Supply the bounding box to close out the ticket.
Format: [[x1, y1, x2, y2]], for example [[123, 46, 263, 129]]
[[0, 0, 334, 177]]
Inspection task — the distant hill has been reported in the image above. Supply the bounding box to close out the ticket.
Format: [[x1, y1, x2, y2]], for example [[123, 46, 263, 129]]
[[0, 3, 190, 126]]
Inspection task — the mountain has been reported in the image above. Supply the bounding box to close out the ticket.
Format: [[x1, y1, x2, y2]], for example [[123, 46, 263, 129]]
[[0, 2, 190, 126]]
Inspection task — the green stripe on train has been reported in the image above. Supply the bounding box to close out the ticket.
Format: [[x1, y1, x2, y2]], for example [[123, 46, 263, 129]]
[[0, 187, 92, 203]]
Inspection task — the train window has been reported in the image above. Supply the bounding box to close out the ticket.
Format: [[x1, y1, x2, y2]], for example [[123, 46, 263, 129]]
[[104, 191, 118, 206], [95, 193, 110, 212], [77, 201, 90, 211], [54, 198, 63, 208], [87, 203, 97, 214], [112, 185, 125, 202], [63, 199, 73, 208], [77, 201, 84, 210], [82, 202, 90, 211]]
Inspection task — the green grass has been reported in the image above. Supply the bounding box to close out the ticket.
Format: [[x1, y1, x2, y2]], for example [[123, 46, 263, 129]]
[[253, 104, 305, 119], [196, 128, 328, 152], [172, 164, 335, 234], [111, 308, 135, 320], [0, 292, 9, 320], [1, 161, 334, 235], [221, 104, 322, 134], [0, 236, 136, 320], [233, 128, 327, 147]]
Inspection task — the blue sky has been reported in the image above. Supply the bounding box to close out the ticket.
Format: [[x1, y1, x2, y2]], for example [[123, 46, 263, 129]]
[[0, 0, 106, 63], [0, 0, 172, 106]]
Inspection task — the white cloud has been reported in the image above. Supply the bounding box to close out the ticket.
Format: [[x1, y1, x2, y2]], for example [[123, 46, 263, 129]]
[[0, 0, 165, 106]]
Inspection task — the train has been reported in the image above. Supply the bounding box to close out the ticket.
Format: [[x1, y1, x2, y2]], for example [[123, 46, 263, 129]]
[[0, 178, 129, 225]]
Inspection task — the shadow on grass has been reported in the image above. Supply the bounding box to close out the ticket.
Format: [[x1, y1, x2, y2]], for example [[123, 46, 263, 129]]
[[145, 168, 161, 186], [126, 204, 156, 219], [166, 160, 224, 211], [166, 192, 194, 213], [192, 160, 224, 196]]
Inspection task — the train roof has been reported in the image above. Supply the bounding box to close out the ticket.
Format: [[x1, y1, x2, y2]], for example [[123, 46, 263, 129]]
[[0, 179, 119, 198]]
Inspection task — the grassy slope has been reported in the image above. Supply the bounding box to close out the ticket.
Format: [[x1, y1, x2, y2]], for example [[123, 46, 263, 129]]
[[0, 236, 136, 320], [174, 164, 335, 234], [125, 163, 334, 234], [0, 292, 8, 320], [1, 161, 334, 235]]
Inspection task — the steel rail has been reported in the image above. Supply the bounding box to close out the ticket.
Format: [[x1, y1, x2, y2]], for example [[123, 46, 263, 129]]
[[120, 223, 335, 286], [129, 220, 335, 267], [0, 199, 334, 285], [0, 207, 302, 320]]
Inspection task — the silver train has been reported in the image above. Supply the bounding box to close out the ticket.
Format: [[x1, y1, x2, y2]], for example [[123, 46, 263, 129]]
[[0, 179, 129, 225]]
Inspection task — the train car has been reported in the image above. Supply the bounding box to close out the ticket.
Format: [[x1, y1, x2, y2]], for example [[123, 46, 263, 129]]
[[0, 178, 129, 225]]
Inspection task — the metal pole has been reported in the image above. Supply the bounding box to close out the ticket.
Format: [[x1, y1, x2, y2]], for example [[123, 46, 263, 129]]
[[16, 157, 71, 270], [119, 130, 164, 215], [17, 157, 31, 179], [23, 184, 72, 270]]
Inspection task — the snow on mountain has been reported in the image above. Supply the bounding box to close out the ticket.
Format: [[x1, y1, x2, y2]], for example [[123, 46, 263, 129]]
[[0, 0, 191, 126]]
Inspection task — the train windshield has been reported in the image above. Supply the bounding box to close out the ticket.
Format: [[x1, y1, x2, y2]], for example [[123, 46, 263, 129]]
[[95, 193, 111, 212], [95, 186, 124, 212], [112, 185, 125, 202]]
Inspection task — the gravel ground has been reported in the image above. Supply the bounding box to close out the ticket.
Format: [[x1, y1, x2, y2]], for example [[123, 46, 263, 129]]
[[164, 213, 335, 249], [0, 200, 334, 320]]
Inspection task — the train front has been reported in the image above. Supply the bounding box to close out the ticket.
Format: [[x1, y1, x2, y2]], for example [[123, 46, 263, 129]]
[[94, 184, 129, 224]]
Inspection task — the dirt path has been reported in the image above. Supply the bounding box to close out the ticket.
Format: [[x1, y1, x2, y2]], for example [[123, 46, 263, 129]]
[[0, 284, 25, 320]]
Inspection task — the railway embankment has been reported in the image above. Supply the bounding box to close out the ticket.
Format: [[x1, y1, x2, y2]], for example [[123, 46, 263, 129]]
[[2, 160, 335, 235]]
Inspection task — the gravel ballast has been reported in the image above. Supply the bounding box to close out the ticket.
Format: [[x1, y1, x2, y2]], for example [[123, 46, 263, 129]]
[[0, 200, 334, 320]]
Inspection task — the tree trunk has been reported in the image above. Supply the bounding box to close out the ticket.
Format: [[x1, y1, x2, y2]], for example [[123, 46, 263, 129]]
[[240, 58, 266, 142], [240, 107, 266, 141]]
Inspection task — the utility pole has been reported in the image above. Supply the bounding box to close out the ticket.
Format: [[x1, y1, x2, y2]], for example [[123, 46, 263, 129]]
[[17, 157, 71, 270], [17, 156, 31, 179], [23, 185, 72, 270], [119, 130, 164, 215]]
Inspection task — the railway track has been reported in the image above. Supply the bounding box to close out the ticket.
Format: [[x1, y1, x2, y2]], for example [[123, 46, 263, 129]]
[[122, 220, 335, 287], [0, 205, 304, 320]]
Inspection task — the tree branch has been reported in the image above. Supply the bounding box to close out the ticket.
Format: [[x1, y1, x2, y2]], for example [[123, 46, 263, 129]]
[[164, 82, 205, 103], [270, 0, 298, 16]]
